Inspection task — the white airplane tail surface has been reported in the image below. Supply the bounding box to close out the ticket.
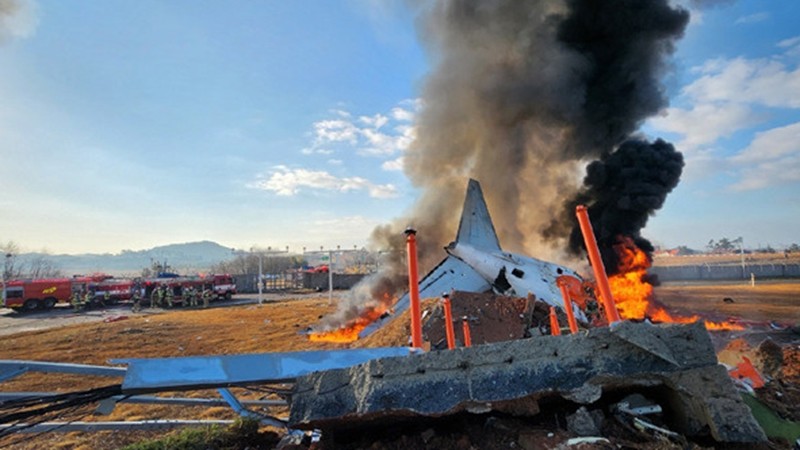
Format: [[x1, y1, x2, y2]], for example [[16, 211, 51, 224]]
[[359, 179, 583, 339]]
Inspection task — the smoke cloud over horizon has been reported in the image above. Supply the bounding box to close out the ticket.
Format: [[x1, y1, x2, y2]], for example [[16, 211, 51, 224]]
[[318, 0, 690, 331]]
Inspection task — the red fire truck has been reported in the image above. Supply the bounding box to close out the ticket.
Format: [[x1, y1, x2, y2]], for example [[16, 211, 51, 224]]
[[2, 274, 236, 311], [91, 278, 136, 303], [2, 277, 90, 311], [211, 274, 236, 300]]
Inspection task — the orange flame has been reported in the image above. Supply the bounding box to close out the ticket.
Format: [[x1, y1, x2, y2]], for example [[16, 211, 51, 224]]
[[608, 237, 743, 331], [308, 304, 389, 344]]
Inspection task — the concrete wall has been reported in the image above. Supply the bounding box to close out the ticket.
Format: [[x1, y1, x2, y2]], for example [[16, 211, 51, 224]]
[[303, 273, 366, 291], [651, 264, 800, 282]]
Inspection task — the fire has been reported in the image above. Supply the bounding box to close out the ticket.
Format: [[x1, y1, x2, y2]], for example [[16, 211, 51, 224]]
[[308, 304, 389, 344], [607, 237, 743, 331]]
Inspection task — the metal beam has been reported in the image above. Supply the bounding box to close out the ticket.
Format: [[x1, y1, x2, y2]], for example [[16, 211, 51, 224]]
[[217, 388, 286, 429], [113, 347, 413, 393], [0, 360, 126, 382]]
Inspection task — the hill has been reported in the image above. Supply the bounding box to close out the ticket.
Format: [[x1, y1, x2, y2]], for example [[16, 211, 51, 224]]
[[15, 241, 236, 276]]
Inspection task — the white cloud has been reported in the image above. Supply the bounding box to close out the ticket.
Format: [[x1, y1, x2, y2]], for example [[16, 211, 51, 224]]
[[381, 156, 404, 171], [734, 12, 769, 24], [729, 122, 800, 191], [685, 57, 800, 108], [303, 99, 419, 157], [390, 106, 414, 122], [313, 119, 360, 144], [779, 36, 800, 49], [301, 147, 334, 155], [328, 159, 343, 165], [732, 121, 800, 164], [358, 113, 389, 129], [330, 108, 351, 118], [779, 36, 800, 58], [649, 103, 761, 149], [648, 38, 800, 192], [250, 166, 399, 198]]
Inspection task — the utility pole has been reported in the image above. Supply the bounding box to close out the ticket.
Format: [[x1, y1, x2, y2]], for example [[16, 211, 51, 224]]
[[257, 251, 263, 305], [738, 237, 746, 279], [1, 253, 11, 308]]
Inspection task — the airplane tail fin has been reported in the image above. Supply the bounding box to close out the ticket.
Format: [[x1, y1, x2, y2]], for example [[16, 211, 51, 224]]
[[454, 179, 501, 252]]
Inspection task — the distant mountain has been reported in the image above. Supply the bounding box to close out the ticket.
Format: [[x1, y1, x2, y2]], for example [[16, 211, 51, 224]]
[[15, 241, 236, 276]]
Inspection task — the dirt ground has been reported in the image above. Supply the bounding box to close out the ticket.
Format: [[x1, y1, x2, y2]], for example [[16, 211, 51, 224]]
[[0, 282, 798, 449], [654, 281, 800, 326], [653, 252, 800, 267]]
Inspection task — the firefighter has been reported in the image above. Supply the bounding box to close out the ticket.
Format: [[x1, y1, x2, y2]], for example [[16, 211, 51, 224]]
[[156, 284, 166, 307], [84, 290, 94, 309], [187, 286, 197, 307], [131, 288, 142, 313], [202, 288, 211, 308], [71, 291, 82, 312], [103, 290, 111, 307], [149, 286, 159, 309], [164, 285, 174, 308]]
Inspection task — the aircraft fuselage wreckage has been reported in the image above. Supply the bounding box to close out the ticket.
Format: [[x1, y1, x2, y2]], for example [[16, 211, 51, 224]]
[[360, 179, 587, 338]]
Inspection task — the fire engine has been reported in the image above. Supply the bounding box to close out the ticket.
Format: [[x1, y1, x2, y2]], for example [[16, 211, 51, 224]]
[[2, 278, 81, 311], [1, 274, 236, 312]]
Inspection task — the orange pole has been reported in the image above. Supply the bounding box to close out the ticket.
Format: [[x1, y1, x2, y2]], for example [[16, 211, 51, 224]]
[[442, 294, 455, 350], [557, 282, 579, 334], [575, 205, 622, 324], [461, 317, 472, 347], [549, 306, 561, 336], [405, 228, 423, 348]]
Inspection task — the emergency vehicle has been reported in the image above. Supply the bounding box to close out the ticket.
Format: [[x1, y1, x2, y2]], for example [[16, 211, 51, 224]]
[[2, 277, 90, 311], [1, 274, 235, 312]]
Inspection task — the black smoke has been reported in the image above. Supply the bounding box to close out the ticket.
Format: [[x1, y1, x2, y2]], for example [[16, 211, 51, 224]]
[[567, 139, 684, 272], [556, 0, 690, 157]]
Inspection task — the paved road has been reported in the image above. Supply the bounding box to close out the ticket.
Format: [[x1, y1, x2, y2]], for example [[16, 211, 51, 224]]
[[0, 292, 337, 337]]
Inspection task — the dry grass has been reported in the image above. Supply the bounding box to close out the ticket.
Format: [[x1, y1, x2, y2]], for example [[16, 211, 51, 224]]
[[0, 297, 347, 449]]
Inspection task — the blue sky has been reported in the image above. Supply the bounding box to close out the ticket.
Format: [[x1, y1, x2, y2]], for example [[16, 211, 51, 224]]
[[0, 0, 798, 255]]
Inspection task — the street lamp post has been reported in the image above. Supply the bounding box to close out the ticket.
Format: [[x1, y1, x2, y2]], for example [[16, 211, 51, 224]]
[[739, 237, 746, 280], [2, 253, 11, 308], [328, 249, 334, 305]]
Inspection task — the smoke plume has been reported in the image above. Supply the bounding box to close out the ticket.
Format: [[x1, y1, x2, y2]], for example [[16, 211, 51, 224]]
[[319, 0, 690, 331], [565, 139, 684, 272]]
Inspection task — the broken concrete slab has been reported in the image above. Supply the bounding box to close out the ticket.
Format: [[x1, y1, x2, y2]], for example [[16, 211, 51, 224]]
[[290, 322, 766, 444]]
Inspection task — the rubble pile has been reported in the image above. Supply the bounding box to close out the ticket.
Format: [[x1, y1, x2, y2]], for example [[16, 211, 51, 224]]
[[290, 321, 767, 447], [422, 291, 563, 349]]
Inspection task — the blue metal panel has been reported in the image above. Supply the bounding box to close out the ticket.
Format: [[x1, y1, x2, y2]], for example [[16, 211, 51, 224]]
[[113, 347, 412, 393]]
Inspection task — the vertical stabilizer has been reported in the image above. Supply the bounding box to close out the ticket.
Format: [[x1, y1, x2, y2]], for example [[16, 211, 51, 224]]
[[454, 179, 501, 252]]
